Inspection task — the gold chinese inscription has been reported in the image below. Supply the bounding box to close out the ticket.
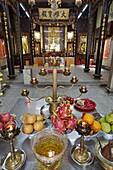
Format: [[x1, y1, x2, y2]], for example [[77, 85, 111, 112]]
[[38, 8, 69, 20]]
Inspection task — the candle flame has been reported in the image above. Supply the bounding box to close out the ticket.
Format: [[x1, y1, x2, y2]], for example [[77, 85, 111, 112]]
[[48, 150, 55, 158], [6, 124, 14, 131]]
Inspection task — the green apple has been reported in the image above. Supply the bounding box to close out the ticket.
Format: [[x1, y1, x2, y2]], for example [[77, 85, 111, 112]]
[[105, 113, 113, 124], [101, 122, 111, 133], [111, 125, 113, 132], [99, 117, 106, 123]]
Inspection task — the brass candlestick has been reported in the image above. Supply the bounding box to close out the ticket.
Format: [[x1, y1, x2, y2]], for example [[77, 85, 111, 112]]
[[1, 124, 26, 170], [45, 66, 63, 113], [74, 121, 92, 164], [21, 57, 88, 114]]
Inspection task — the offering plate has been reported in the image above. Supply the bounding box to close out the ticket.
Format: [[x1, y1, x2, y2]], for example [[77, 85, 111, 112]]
[[100, 130, 113, 140], [70, 144, 94, 166], [1, 148, 26, 170]]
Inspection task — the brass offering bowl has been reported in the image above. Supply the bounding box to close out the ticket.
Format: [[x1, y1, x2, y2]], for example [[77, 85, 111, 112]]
[[95, 140, 113, 170], [70, 144, 94, 166]]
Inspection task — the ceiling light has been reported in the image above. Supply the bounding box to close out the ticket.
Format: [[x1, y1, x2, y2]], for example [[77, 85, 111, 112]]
[[77, 4, 88, 19], [78, 12, 82, 19], [20, 3, 25, 11], [82, 4, 88, 12], [25, 11, 30, 18]]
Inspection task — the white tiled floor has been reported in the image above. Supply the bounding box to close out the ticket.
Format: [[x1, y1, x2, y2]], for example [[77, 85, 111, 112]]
[[0, 65, 112, 116]]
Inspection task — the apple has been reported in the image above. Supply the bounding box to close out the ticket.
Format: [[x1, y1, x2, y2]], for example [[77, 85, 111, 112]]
[[9, 115, 15, 121], [4, 120, 16, 130], [101, 122, 111, 133], [0, 112, 11, 123], [105, 113, 113, 124], [0, 122, 3, 131], [111, 125, 113, 132]]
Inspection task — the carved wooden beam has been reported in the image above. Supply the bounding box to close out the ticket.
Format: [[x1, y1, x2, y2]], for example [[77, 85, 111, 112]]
[[1, 0, 17, 13]]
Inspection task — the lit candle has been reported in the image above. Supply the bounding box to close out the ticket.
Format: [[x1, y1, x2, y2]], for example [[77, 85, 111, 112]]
[[5, 124, 15, 131], [22, 89, 27, 93], [81, 86, 87, 92], [32, 78, 37, 83], [71, 76, 78, 84], [21, 88, 29, 96], [82, 121, 87, 127], [65, 67, 69, 71], [72, 76, 77, 80], [81, 85, 86, 89], [40, 68, 45, 72]]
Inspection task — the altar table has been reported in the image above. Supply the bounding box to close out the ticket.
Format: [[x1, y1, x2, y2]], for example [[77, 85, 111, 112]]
[[0, 99, 104, 170]]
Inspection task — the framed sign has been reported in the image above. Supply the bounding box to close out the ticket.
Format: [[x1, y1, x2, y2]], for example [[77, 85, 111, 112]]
[[38, 8, 69, 20]]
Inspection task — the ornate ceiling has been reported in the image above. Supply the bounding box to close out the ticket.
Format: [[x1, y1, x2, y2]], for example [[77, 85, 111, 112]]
[[0, 0, 101, 26]]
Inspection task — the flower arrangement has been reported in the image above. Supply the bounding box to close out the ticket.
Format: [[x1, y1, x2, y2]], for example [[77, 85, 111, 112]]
[[51, 102, 77, 134]]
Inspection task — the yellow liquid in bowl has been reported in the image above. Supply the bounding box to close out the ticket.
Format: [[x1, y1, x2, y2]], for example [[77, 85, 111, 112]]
[[34, 136, 65, 169], [34, 136, 64, 157]]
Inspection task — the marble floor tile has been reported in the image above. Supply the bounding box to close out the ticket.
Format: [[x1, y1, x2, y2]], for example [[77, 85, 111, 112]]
[[0, 65, 112, 117]]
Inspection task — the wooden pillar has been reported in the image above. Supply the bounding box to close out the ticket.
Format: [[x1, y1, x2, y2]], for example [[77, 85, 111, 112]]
[[93, 0, 112, 79], [84, 4, 92, 72], [16, 1, 24, 72], [2, 2, 16, 79]]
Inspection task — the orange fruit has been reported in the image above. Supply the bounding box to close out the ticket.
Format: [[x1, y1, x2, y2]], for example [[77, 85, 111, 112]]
[[82, 113, 94, 125], [77, 119, 83, 124], [88, 129, 94, 136], [91, 120, 101, 133]]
